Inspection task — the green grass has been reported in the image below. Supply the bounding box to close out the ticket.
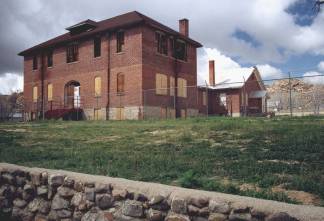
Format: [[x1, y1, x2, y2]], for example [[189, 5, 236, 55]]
[[0, 116, 323, 205]]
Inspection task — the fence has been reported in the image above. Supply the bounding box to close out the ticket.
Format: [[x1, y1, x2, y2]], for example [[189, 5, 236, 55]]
[[7, 73, 324, 121]]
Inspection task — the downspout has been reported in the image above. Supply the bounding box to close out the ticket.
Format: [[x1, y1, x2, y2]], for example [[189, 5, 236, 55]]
[[173, 40, 179, 118], [106, 32, 111, 120], [40, 51, 45, 120]]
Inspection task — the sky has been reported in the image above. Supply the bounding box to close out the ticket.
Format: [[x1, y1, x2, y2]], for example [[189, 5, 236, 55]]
[[1, 0, 324, 94]]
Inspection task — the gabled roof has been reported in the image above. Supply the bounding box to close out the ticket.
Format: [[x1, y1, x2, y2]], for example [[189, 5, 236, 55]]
[[18, 11, 202, 56], [205, 67, 266, 90]]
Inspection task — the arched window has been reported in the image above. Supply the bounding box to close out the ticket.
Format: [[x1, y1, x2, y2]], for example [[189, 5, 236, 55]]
[[94, 76, 101, 97], [117, 73, 125, 93], [47, 83, 53, 101]]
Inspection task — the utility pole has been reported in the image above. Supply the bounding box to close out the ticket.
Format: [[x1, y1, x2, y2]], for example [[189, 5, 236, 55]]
[[288, 72, 293, 117]]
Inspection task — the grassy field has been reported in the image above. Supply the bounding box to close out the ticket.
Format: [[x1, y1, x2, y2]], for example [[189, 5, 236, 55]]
[[0, 116, 323, 206]]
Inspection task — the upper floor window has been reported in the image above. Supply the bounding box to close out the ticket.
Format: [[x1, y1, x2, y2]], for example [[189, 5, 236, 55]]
[[156, 32, 168, 55], [47, 51, 53, 67], [117, 73, 125, 94], [117, 31, 124, 53], [94, 36, 101, 57], [174, 40, 187, 61], [66, 43, 78, 63], [33, 56, 38, 70]]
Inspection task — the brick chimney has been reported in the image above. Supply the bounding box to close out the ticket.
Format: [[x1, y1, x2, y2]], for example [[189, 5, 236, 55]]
[[179, 19, 189, 37], [209, 60, 215, 86]]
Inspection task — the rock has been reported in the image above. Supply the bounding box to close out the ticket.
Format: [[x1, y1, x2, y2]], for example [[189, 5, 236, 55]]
[[71, 192, 86, 207], [165, 213, 190, 221], [112, 188, 128, 201], [95, 183, 110, 193], [229, 213, 252, 221], [12, 207, 34, 221], [57, 186, 75, 198], [49, 174, 64, 187], [23, 184, 34, 193], [30, 171, 41, 186], [209, 200, 231, 214], [73, 211, 84, 221], [199, 207, 210, 217], [122, 200, 143, 217], [52, 194, 70, 210], [48, 209, 58, 220], [35, 214, 47, 221], [13, 198, 27, 208], [251, 209, 266, 220], [96, 194, 114, 210], [232, 206, 250, 214], [38, 199, 51, 214], [81, 208, 111, 221], [40, 172, 48, 185], [171, 197, 187, 214], [27, 198, 50, 213], [74, 181, 84, 192], [148, 208, 163, 221], [57, 209, 73, 218], [192, 217, 208, 221], [85, 188, 95, 202], [0, 184, 14, 199], [2, 173, 15, 184], [190, 197, 209, 208], [208, 213, 227, 221], [149, 195, 165, 205], [84, 182, 95, 188], [266, 212, 299, 221], [37, 186, 48, 196], [150, 199, 170, 211], [16, 176, 27, 187], [134, 192, 148, 202], [188, 205, 200, 215], [63, 177, 75, 187]]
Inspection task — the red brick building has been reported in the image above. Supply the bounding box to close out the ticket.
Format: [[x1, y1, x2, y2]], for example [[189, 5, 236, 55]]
[[198, 60, 268, 117], [19, 11, 202, 120]]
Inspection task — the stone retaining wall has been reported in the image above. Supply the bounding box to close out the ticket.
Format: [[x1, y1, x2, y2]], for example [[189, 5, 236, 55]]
[[0, 163, 323, 221]]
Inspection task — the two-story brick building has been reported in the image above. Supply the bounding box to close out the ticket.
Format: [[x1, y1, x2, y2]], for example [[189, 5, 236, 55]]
[[19, 11, 202, 120]]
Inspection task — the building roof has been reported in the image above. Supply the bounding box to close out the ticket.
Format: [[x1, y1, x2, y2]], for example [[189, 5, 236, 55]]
[[202, 67, 266, 91], [18, 11, 202, 56]]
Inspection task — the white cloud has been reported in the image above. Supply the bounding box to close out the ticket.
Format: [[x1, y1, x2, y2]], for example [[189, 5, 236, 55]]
[[318, 61, 324, 71], [0, 73, 23, 95], [197, 47, 284, 85], [303, 71, 324, 85]]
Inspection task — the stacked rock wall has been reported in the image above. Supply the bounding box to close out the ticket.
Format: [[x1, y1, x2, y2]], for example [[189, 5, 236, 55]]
[[1, 163, 324, 221]]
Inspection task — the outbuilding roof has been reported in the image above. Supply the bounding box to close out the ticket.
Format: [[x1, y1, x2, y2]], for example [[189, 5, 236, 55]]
[[202, 67, 266, 90], [18, 11, 202, 56]]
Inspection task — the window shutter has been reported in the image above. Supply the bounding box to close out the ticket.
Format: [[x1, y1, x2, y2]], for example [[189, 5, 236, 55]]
[[170, 76, 175, 96], [183, 79, 187, 98], [48, 84, 53, 101], [95, 77, 101, 96], [117, 74, 125, 93], [33, 86, 38, 102]]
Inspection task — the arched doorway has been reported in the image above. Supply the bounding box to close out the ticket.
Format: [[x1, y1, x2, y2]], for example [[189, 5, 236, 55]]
[[64, 81, 80, 108]]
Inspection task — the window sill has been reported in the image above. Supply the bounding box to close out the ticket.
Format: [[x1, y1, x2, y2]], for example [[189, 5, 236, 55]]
[[117, 92, 125, 96], [47, 66, 53, 69], [94, 56, 102, 59], [67, 61, 79, 65], [116, 52, 125, 55]]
